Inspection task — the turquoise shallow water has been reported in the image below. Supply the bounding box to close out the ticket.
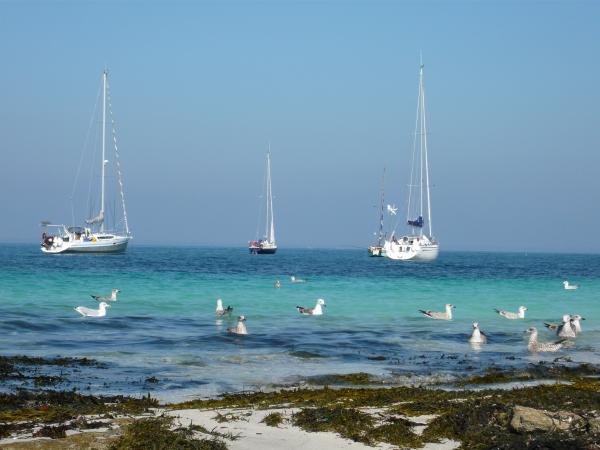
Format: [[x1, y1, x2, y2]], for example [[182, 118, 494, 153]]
[[0, 245, 598, 401]]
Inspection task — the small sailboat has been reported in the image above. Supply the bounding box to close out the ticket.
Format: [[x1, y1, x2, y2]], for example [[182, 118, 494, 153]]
[[249, 149, 277, 254], [384, 62, 439, 261], [368, 168, 387, 257], [41, 70, 132, 254]]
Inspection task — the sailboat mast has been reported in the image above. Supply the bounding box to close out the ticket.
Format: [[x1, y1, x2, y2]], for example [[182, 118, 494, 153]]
[[378, 168, 385, 245], [100, 70, 107, 233], [266, 148, 275, 243], [421, 65, 433, 238]]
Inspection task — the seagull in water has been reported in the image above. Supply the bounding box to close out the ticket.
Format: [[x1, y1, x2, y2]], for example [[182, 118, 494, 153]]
[[563, 281, 579, 290], [74, 302, 111, 317], [469, 322, 487, 344], [494, 305, 527, 319], [274, 280, 281, 289], [544, 314, 576, 338], [215, 298, 233, 316], [296, 299, 326, 316], [419, 304, 454, 320], [571, 314, 585, 334], [290, 276, 307, 283], [227, 316, 247, 335], [526, 327, 567, 352], [90, 288, 120, 302]]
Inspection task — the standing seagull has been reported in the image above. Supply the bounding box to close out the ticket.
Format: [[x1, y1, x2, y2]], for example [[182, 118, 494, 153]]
[[74, 302, 111, 317], [469, 322, 487, 344], [90, 288, 120, 302], [526, 327, 567, 352], [227, 316, 247, 335], [215, 298, 233, 316], [419, 304, 455, 320], [544, 314, 576, 338], [494, 306, 527, 319], [296, 299, 326, 316], [563, 281, 579, 290]]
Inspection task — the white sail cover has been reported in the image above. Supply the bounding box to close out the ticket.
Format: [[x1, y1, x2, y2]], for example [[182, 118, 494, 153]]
[[85, 211, 104, 225]]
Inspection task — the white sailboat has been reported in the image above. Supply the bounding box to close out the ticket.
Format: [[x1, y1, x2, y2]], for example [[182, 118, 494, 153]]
[[249, 149, 277, 254], [368, 168, 387, 257], [384, 63, 439, 261], [41, 70, 132, 254]]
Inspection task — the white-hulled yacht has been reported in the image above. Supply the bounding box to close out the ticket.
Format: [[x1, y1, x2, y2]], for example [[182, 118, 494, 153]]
[[249, 149, 277, 254], [384, 62, 439, 261], [41, 70, 132, 254]]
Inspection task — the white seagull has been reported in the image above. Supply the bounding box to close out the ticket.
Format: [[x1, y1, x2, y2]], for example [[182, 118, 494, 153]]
[[419, 304, 455, 320], [563, 281, 579, 290], [227, 315, 247, 335], [296, 299, 326, 316], [290, 276, 307, 283], [469, 322, 487, 344], [215, 298, 233, 316], [387, 204, 398, 216], [74, 302, 111, 317], [526, 327, 567, 352], [494, 306, 527, 319], [544, 314, 576, 338], [90, 288, 120, 302]]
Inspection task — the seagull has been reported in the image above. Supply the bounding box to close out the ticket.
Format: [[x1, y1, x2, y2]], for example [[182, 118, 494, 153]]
[[74, 302, 110, 317], [215, 298, 233, 316], [274, 280, 281, 289], [571, 314, 585, 334], [494, 306, 527, 319], [544, 314, 576, 338], [90, 288, 120, 302], [469, 322, 487, 344], [296, 299, 326, 316], [290, 276, 306, 283], [387, 204, 398, 216], [526, 327, 567, 352], [227, 315, 247, 335], [563, 281, 579, 290], [419, 304, 455, 320]]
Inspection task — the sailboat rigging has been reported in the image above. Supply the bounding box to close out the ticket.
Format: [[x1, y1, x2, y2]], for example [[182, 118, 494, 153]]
[[368, 168, 387, 257], [383, 62, 439, 261], [249, 149, 277, 254], [41, 70, 132, 254]]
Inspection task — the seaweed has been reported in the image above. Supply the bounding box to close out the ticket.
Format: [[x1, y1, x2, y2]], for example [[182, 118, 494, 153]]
[[292, 407, 374, 444], [305, 372, 377, 386], [261, 412, 284, 427], [32, 424, 69, 439], [109, 417, 227, 450], [367, 416, 423, 448]]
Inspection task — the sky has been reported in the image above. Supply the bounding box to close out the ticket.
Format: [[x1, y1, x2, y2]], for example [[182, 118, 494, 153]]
[[0, 0, 599, 252]]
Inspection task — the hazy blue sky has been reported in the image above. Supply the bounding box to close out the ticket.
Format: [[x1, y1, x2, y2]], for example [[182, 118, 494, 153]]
[[1, 0, 599, 252]]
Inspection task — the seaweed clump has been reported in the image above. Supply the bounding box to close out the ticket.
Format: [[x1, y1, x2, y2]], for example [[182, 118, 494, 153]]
[[261, 412, 284, 427], [0, 390, 158, 439], [109, 417, 228, 450], [421, 382, 600, 450], [293, 407, 374, 444]]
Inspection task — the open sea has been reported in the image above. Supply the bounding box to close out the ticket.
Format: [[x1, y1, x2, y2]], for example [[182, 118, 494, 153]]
[[0, 244, 598, 402]]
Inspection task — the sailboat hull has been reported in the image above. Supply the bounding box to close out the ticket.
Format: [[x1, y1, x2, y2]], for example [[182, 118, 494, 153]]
[[41, 235, 130, 254], [383, 238, 439, 261], [253, 247, 277, 254], [368, 246, 386, 257]]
